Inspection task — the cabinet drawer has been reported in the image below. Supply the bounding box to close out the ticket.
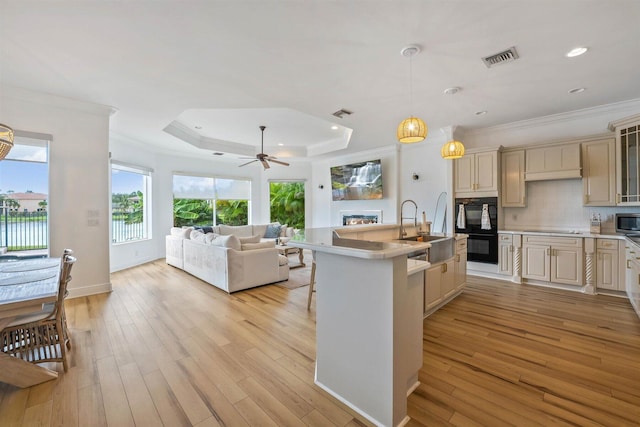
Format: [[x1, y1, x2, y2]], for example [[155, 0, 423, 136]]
[[522, 235, 583, 248], [597, 239, 618, 249], [456, 239, 467, 251], [499, 234, 513, 243]]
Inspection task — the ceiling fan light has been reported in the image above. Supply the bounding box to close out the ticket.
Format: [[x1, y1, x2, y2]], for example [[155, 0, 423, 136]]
[[397, 117, 427, 143], [441, 140, 465, 160], [0, 123, 15, 160]]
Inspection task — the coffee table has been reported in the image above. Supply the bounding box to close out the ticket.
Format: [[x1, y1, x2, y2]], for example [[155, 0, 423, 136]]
[[276, 244, 305, 269]]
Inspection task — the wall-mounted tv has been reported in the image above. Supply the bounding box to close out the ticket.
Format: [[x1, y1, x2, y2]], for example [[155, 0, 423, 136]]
[[330, 159, 383, 201]]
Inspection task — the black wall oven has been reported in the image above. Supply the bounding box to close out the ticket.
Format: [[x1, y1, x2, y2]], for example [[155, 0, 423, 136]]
[[455, 197, 498, 264]]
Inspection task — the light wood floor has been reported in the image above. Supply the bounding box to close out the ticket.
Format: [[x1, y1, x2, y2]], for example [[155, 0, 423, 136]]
[[1, 258, 639, 426]]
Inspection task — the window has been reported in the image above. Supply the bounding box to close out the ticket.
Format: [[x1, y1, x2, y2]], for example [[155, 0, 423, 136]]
[[0, 134, 49, 253], [269, 180, 305, 229], [111, 162, 152, 243], [172, 174, 251, 226]]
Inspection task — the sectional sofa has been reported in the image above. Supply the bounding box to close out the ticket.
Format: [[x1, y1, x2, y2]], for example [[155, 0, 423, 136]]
[[166, 223, 293, 293]]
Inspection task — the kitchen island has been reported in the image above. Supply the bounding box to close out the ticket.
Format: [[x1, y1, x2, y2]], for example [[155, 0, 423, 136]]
[[289, 228, 430, 427]]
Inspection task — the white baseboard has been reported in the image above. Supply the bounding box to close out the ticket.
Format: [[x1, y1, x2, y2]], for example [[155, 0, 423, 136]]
[[67, 282, 112, 299]]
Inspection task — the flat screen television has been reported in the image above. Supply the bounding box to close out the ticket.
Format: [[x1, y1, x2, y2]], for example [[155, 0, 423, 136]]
[[330, 159, 383, 201]]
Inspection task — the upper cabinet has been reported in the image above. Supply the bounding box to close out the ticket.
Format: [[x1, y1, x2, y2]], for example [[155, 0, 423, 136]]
[[582, 138, 616, 206], [609, 114, 640, 205], [454, 149, 499, 198], [501, 150, 526, 207], [525, 143, 581, 181]]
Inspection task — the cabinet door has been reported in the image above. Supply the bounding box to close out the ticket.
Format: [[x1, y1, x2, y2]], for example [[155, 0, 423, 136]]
[[616, 122, 640, 205], [551, 247, 583, 286], [498, 242, 513, 276], [455, 155, 475, 193], [582, 139, 616, 206], [501, 150, 526, 207], [455, 250, 467, 291], [522, 245, 550, 281], [441, 260, 456, 299], [475, 151, 498, 192], [424, 264, 443, 312], [597, 249, 618, 290]]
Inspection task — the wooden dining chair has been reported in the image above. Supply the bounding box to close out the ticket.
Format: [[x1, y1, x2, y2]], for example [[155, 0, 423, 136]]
[[0, 255, 76, 372]]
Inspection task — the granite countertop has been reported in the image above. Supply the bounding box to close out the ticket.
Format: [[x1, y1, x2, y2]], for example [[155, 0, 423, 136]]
[[498, 229, 627, 239]]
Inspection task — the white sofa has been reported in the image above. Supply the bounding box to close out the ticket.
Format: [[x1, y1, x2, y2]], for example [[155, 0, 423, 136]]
[[166, 225, 290, 293]]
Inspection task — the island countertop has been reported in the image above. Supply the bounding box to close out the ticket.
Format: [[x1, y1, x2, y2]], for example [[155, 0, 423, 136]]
[[288, 227, 432, 259]]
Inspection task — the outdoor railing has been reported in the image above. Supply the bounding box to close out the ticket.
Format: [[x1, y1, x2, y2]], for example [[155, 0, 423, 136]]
[[0, 211, 48, 251]]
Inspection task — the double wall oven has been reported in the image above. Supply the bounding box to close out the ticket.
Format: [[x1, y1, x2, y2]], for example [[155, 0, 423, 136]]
[[455, 197, 498, 264]]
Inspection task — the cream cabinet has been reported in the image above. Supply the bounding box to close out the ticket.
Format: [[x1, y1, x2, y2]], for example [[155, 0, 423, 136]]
[[596, 239, 623, 291], [424, 258, 455, 316], [501, 150, 526, 207], [522, 235, 583, 286], [454, 150, 499, 197], [582, 138, 616, 206], [498, 234, 514, 276], [625, 244, 640, 317], [609, 114, 640, 205], [525, 143, 581, 181], [454, 238, 467, 291]]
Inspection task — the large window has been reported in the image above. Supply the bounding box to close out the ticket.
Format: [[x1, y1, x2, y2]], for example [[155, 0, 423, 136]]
[[173, 174, 251, 226], [270, 180, 305, 229], [0, 134, 49, 253], [111, 162, 152, 243]]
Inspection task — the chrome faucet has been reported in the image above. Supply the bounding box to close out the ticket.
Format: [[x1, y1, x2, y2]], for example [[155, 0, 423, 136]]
[[399, 199, 418, 239]]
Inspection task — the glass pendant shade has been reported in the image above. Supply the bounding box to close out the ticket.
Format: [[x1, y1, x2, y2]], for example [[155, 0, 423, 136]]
[[397, 117, 427, 143], [441, 140, 465, 159], [0, 124, 14, 160]]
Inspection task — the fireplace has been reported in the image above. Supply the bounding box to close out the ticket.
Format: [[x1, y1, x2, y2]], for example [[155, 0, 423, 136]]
[[340, 210, 382, 226]]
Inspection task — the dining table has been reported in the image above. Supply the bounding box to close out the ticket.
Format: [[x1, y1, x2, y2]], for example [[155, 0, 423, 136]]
[[0, 257, 61, 388]]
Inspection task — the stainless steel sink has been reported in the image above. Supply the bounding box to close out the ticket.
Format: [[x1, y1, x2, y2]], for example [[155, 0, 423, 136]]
[[401, 234, 455, 263]]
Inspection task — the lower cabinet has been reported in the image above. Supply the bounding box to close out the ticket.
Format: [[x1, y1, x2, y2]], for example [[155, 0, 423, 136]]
[[625, 245, 640, 317], [424, 258, 456, 316], [522, 235, 583, 286], [498, 234, 514, 276], [596, 239, 623, 291], [454, 238, 467, 291]]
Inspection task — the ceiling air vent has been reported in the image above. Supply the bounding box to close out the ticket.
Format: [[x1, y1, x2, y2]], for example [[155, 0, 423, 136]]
[[332, 108, 353, 119], [212, 152, 224, 156], [482, 47, 519, 68]]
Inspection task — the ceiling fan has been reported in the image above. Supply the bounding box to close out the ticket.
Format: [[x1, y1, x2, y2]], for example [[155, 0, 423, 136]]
[[239, 125, 290, 170]]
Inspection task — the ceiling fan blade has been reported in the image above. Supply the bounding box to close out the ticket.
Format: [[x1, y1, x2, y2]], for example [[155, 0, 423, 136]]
[[239, 156, 258, 159], [260, 159, 270, 169], [239, 159, 258, 167], [269, 159, 290, 166]]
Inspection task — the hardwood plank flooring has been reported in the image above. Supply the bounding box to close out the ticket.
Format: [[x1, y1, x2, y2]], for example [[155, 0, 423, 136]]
[[2, 259, 640, 426]]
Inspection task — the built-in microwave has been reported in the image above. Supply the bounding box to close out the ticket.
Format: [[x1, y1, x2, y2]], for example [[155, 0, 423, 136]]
[[615, 213, 640, 235]]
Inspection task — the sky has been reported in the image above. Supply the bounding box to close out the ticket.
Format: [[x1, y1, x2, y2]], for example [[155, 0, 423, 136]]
[[0, 160, 48, 194]]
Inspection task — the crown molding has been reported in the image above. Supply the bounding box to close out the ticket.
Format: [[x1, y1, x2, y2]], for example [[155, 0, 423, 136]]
[[1, 85, 117, 117], [466, 98, 640, 138]]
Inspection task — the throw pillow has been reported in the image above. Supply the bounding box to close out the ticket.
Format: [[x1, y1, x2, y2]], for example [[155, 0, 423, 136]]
[[170, 227, 193, 239], [239, 234, 262, 244], [242, 241, 276, 251], [204, 233, 221, 244], [279, 224, 288, 237], [264, 224, 282, 238], [208, 234, 242, 250], [190, 229, 207, 243]]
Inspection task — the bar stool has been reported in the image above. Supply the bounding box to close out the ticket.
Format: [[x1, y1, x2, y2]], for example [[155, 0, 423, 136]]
[[307, 251, 316, 310]]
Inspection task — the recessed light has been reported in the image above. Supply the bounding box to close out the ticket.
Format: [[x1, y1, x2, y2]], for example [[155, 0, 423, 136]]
[[566, 47, 588, 58], [195, 125, 202, 130], [568, 87, 586, 94], [475, 110, 487, 116], [331, 125, 339, 130], [444, 87, 461, 95], [278, 143, 284, 146]]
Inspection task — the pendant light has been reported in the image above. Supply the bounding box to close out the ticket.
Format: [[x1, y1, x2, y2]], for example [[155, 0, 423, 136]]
[[397, 46, 427, 144], [441, 87, 465, 159], [0, 124, 14, 160]]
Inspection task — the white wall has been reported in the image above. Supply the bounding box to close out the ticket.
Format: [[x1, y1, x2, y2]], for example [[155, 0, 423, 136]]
[[1, 86, 113, 297], [310, 146, 399, 228]]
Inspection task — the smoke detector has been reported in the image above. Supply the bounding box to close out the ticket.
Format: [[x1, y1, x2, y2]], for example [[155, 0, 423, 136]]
[[482, 47, 519, 68]]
